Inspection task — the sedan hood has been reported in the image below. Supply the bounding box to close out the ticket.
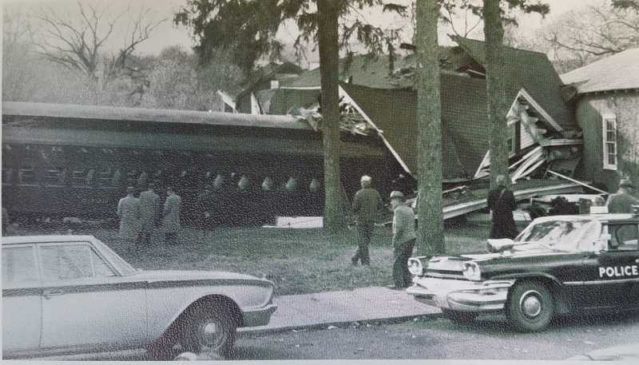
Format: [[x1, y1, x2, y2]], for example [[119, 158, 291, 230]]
[[130, 269, 269, 284]]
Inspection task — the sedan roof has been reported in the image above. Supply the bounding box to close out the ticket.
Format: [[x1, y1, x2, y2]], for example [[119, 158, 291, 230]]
[[2, 235, 96, 245]]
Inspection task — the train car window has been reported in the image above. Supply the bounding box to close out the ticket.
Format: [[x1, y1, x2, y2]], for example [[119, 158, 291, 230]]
[[309, 178, 321, 193], [262, 177, 274, 191], [98, 167, 112, 187], [285, 177, 298, 192], [111, 169, 123, 187], [137, 171, 149, 189], [86, 169, 96, 186], [126, 170, 139, 186], [72, 169, 88, 186], [18, 166, 37, 185], [2, 168, 15, 185], [43, 168, 64, 186]]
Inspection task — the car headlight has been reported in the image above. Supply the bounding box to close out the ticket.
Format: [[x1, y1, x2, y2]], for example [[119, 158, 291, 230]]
[[462, 261, 481, 281], [407, 257, 423, 276]]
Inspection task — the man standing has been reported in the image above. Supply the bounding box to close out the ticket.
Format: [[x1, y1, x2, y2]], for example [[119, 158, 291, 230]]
[[137, 182, 160, 246], [389, 191, 416, 289], [487, 175, 518, 239], [606, 178, 639, 213], [351, 175, 383, 266], [162, 186, 182, 245], [117, 186, 140, 244]]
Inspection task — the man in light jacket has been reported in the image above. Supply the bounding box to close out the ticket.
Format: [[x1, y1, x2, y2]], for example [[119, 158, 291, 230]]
[[389, 191, 416, 289], [162, 186, 182, 245], [117, 186, 140, 244]]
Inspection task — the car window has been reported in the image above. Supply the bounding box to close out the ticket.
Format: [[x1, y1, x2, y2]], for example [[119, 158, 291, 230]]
[[610, 224, 639, 251], [2, 246, 38, 287], [515, 219, 600, 252], [40, 244, 116, 282]]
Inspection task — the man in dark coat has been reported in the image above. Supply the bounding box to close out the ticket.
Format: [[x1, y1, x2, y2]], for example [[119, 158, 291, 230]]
[[487, 175, 518, 239], [137, 183, 160, 246], [606, 178, 639, 213], [351, 175, 383, 265]]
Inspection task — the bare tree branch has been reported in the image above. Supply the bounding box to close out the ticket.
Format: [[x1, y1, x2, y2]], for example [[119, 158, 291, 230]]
[[35, 1, 163, 87]]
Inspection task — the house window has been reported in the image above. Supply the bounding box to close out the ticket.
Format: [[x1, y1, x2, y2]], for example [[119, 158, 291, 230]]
[[602, 114, 617, 170]]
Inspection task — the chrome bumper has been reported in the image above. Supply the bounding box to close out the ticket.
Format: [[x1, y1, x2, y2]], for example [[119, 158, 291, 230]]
[[241, 304, 278, 327], [407, 277, 514, 312]]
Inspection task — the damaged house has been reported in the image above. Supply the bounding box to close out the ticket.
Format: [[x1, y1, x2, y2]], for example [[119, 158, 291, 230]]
[[223, 37, 583, 190], [561, 48, 639, 192]]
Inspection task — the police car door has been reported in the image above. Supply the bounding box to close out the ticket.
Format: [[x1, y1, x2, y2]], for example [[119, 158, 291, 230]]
[[593, 222, 639, 309]]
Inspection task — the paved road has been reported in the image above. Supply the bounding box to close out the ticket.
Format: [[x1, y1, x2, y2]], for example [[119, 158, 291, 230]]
[[233, 312, 639, 360], [36, 311, 639, 361]]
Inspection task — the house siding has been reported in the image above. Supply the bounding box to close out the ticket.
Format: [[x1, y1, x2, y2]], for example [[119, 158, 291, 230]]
[[576, 92, 639, 191]]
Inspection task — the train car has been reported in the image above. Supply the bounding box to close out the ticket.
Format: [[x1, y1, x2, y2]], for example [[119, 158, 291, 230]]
[[2, 102, 398, 225]]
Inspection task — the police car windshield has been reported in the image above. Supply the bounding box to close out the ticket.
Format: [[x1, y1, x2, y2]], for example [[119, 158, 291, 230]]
[[515, 219, 601, 252]]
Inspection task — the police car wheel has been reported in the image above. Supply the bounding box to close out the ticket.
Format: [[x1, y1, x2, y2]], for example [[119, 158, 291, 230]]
[[441, 309, 478, 324], [506, 281, 554, 332]]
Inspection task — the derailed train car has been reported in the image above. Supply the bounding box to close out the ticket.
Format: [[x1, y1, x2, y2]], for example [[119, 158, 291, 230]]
[[2, 102, 396, 225]]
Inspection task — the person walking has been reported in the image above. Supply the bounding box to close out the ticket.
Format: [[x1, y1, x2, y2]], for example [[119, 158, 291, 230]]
[[351, 175, 383, 266], [117, 186, 141, 244], [162, 186, 182, 245], [137, 182, 160, 246], [389, 191, 416, 289], [606, 178, 639, 213], [487, 175, 518, 239]]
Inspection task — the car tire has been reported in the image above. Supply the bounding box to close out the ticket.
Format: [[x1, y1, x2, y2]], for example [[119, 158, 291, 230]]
[[441, 309, 478, 324], [506, 281, 554, 332], [180, 302, 237, 358], [146, 341, 176, 361]]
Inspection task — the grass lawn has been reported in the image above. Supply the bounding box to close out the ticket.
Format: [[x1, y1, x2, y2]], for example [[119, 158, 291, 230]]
[[12, 221, 491, 296]]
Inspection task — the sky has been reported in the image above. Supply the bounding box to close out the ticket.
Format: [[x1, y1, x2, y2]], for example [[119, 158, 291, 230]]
[[3, 0, 605, 62]]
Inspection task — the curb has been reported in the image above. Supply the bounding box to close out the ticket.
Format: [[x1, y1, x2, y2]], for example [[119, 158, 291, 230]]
[[239, 311, 443, 336]]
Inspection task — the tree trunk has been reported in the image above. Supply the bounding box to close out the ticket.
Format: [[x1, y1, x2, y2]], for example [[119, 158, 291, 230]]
[[317, 0, 345, 231], [483, 0, 509, 189], [415, 0, 444, 255]]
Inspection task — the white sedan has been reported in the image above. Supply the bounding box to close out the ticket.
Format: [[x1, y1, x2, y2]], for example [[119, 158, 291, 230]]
[[2, 235, 277, 359]]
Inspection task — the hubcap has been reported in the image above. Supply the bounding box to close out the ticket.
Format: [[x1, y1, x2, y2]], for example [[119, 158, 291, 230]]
[[519, 290, 542, 318], [198, 320, 222, 348]]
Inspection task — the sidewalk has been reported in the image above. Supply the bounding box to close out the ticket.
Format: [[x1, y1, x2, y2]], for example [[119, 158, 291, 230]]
[[241, 286, 440, 335]]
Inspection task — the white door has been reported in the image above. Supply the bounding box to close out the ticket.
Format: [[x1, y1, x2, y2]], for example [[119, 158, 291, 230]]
[[2, 245, 42, 353], [38, 242, 148, 350]]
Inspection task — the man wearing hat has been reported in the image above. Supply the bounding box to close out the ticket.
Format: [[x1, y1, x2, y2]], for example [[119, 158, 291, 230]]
[[117, 186, 141, 244], [351, 175, 383, 265], [389, 191, 416, 289], [606, 178, 639, 213], [137, 182, 160, 246]]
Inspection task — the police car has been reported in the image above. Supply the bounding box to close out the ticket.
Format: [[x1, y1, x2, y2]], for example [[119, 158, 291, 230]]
[[407, 213, 639, 332]]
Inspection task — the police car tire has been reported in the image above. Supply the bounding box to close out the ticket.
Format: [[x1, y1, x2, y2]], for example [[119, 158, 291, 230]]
[[441, 309, 478, 324], [506, 281, 554, 332]]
